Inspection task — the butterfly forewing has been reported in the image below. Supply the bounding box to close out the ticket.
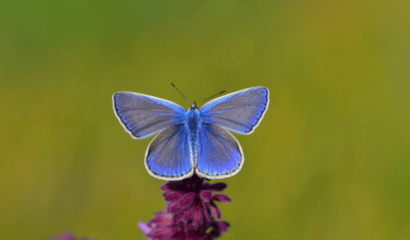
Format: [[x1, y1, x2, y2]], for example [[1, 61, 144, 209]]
[[199, 87, 269, 134], [145, 125, 194, 180], [195, 123, 243, 179], [113, 92, 186, 139]]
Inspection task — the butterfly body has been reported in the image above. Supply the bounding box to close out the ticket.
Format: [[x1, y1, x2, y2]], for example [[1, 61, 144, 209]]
[[113, 87, 269, 180], [186, 104, 200, 140], [186, 104, 200, 166]]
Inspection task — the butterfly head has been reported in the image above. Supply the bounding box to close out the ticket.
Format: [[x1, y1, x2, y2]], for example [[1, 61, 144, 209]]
[[190, 101, 198, 110]]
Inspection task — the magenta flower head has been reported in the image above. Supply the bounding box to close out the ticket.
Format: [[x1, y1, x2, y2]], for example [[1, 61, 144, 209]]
[[48, 232, 91, 240], [138, 174, 231, 239]]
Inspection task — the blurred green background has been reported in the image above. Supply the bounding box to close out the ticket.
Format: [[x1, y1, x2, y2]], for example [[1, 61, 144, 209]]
[[1, 0, 409, 239]]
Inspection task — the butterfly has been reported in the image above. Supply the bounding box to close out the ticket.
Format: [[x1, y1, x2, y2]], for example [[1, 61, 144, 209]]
[[112, 87, 269, 180]]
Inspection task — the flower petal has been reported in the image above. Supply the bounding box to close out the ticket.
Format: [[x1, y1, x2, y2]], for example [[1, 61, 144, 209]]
[[212, 194, 231, 203], [204, 183, 227, 192], [163, 191, 185, 202], [199, 190, 212, 203], [147, 225, 181, 240], [209, 202, 221, 219], [137, 222, 151, 234], [214, 221, 230, 233], [209, 221, 230, 238]]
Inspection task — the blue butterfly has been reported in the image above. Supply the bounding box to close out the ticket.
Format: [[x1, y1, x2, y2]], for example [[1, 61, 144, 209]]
[[112, 87, 269, 180]]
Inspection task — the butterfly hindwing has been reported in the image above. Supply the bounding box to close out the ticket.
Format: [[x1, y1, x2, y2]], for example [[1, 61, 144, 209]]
[[113, 92, 186, 139], [200, 87, 269, 134], [195, 123, 243, 179], [145, 124, 194, 180]]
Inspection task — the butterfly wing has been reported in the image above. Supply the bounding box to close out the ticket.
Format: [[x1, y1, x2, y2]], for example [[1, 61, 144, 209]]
[[145, 124, 194, 180], [200, 87, 269, 134], [195, 123, 243, 179], [113, 92, 186, 139]]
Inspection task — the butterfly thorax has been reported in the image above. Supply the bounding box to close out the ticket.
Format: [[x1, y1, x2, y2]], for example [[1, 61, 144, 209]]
[[185, 107, 201, 165]]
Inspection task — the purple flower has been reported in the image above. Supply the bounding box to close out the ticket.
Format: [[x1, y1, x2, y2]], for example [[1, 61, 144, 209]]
[[48, 232, 91, 240], [139, 174, 231, 239]]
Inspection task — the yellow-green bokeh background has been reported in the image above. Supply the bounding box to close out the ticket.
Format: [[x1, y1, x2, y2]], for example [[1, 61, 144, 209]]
[[1, 0, 409, 239]]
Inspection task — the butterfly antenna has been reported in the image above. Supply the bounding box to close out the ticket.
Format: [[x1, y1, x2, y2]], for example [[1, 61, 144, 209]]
[[200, 90, 227, 103], [170, 83, 190, 105]]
